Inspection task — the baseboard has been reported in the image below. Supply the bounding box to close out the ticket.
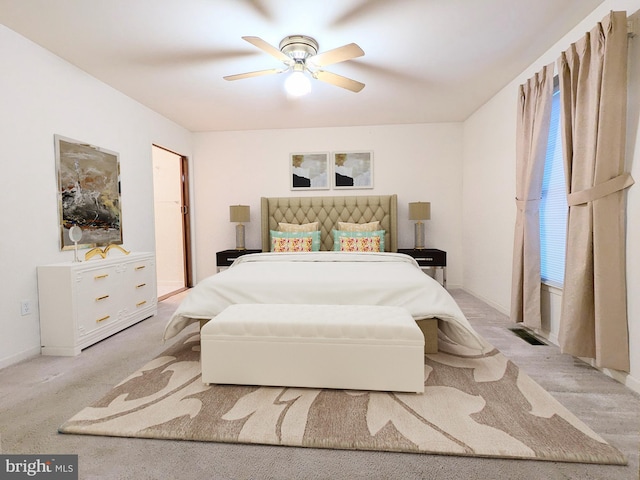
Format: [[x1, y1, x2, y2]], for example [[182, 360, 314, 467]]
[[0, 346, 40, 371], [623, 373, 640, 395], [580, 358, 640, 396], [532, 329, 559, 347]]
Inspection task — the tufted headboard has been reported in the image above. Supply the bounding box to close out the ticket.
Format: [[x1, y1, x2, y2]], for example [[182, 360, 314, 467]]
[[261, 194, 398, 252]]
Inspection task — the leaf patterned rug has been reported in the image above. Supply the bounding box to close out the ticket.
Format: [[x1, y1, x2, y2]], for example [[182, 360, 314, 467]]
[[59, 332, 626, 465]]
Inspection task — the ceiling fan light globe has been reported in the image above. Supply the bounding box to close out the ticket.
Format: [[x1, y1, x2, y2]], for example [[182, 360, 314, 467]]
[[285, 71, 311, 96]]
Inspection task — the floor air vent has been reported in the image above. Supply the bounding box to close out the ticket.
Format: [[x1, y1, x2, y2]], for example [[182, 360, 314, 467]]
[[509, 327, 547, 346]]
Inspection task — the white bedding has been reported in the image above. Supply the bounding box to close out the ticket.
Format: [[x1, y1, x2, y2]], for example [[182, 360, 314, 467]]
[[163, 252, 489, 352]]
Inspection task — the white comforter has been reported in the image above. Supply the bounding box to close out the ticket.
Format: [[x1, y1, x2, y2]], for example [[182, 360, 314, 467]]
[[163, 252, 488, 352]]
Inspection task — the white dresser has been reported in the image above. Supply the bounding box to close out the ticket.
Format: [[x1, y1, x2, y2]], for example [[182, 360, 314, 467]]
[[37, 252, 157, 356]]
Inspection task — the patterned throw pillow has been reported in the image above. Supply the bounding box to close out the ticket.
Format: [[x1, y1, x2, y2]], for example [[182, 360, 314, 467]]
[[332, 229, 386, 252], [278, 222, 319, 232], [270, 230, 321, 251], [338, 236, 381, 252], [271, 236, 313, 252], [337, 221, 380, 232]]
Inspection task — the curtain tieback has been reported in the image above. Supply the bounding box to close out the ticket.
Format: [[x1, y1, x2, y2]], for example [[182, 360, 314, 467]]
[[567, 172, 635, 206], [515, 198, 540, 212]]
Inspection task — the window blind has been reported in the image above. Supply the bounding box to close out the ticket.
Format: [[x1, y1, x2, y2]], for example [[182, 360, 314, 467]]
[[540, 84, 567, 287]]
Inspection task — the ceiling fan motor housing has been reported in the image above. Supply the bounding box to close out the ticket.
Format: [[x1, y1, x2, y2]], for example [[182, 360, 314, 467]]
[[279, 35, 318, 60]]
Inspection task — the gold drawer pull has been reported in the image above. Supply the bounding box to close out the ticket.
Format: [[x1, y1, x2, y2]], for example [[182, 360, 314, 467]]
[[136, 283, 146, 288], [135, 265, 146, 270], [96, 295, 110, 301], [136, 300, 147, 307], [96, 315, 110, 323], [94, 274, 109, 279]]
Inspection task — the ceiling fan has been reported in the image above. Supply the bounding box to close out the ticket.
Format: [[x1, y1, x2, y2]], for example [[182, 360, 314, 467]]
[[223, 35, 365, 95]]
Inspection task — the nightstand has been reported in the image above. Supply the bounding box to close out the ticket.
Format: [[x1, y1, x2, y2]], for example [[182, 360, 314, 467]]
[[216, 249, 262, 272], [397, 248, 447, 288]]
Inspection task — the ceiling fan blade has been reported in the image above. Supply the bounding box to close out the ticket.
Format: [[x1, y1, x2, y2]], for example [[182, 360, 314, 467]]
[[307, 43, 364, 67], [314, 70, 365, 93], [223, 68, 285, 81], [242, 36, 291, 63]]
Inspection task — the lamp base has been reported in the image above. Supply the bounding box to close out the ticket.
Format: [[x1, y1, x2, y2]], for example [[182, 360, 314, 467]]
[[235, 224, 246, 250], [414, 222, 425, 250]]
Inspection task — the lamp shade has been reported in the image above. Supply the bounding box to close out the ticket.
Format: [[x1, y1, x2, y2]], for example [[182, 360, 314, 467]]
[[229, 205, 250, 223], [409, 202, 431, 221]]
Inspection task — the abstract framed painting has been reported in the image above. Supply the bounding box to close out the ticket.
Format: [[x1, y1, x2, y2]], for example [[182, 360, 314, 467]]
[[290, 152, 330, 190], [332, 151, 373, 189], [55, 135, 123, 250]]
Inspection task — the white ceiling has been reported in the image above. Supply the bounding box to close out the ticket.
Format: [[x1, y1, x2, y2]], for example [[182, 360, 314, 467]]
[[0, 0, 603, 132]]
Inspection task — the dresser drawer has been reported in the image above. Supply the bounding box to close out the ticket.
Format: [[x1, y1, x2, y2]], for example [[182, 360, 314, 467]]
[[75, 264, 119, 299], [76, 293, 120, 338], [124, 256, 157, 312], [75, 265, 121, 337], [128, 257, 155, 278], [129, 279, 155, 312]]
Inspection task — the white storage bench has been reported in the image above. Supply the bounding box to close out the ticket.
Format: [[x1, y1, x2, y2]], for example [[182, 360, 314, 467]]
[[200, 304, 425, 393]]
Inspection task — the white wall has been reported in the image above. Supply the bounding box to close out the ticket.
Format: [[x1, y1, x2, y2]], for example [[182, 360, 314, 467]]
[[462, 0, 640, 392], [192, 124, 464, 282], [462, 86, 517, 313], [0, 25, 193, 368]]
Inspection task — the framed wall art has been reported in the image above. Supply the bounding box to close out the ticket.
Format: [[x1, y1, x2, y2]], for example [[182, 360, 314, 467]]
[[290, 152, 330, 190], [55, 135, 123, 250], [332, 151, 373, 189]]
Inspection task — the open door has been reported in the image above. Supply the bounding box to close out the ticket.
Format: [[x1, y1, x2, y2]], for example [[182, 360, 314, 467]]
[[152, 145, 192, 299]]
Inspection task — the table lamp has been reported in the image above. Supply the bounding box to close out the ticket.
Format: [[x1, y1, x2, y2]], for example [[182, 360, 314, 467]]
[[229, 205, 250, 250], [409, 202, 431, 249]]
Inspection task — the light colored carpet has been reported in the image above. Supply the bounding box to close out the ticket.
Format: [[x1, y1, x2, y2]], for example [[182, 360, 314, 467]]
[[59, 327, 626, 465]]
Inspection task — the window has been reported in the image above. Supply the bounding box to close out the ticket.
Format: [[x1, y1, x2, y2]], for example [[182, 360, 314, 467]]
[[539, 78, 568, 287]]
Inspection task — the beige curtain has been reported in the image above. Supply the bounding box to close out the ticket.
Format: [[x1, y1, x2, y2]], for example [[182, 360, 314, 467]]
[[510, 64, 555, 329], [557, 11, 634, 372]]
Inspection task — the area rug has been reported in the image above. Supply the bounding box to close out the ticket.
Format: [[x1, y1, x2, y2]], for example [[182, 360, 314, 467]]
[[59, 332, 626, 465]]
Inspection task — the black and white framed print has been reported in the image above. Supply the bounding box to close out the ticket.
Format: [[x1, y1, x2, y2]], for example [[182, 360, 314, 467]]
[[332, 151, 373, 189], [290, 152, 330, 190]]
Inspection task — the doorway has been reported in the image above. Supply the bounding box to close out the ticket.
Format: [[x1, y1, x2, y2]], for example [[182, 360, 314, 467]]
[[152, 145, 192, 299]]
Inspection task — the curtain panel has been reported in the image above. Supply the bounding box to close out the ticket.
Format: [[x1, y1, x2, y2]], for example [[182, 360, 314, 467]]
[[510, 64, 555, 329], [557, 11, 634, 372]]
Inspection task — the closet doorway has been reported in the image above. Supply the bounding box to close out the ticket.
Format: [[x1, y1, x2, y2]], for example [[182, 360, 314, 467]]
[[152, 145, 192, 299]]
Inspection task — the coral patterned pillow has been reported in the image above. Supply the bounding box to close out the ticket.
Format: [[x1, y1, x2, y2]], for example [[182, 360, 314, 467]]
[[271, 236, 313, 252], [332, 229, 385, 252], [270, 230, 320, 251], [338, 236, 381, 252]]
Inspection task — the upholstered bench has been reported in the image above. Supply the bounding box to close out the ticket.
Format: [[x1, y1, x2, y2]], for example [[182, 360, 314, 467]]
[[200, 304, 425, 393]]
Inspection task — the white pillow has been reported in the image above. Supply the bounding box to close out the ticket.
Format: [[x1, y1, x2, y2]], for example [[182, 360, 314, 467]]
[[278, 222, 319, 232], [337, 221, 380, 232]]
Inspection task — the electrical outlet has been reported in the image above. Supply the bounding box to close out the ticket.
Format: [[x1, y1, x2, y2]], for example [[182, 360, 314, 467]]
[[20, 300, 32, 316]]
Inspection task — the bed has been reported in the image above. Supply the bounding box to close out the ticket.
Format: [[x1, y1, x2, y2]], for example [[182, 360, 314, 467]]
[[163, 194, 488, 353]]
